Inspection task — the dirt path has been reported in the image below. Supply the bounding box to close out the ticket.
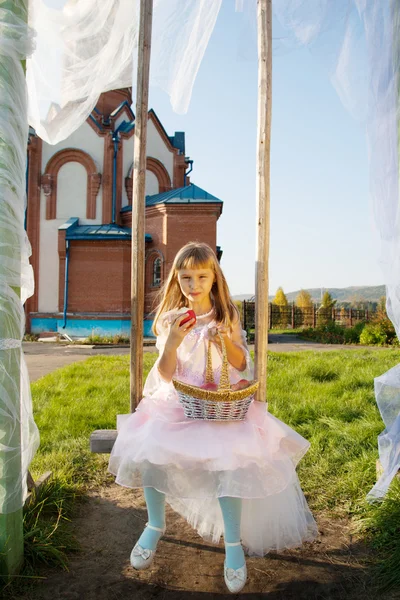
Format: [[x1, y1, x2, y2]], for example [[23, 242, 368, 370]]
[[22, 483, 377, 600]]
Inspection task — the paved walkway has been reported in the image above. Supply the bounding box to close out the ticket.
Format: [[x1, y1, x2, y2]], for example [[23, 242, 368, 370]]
[[23, 335, 385, 382], [23, 341, 153, 382]]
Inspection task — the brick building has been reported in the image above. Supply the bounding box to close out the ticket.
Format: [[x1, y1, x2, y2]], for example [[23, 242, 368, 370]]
[[25, 88, 223, 338]]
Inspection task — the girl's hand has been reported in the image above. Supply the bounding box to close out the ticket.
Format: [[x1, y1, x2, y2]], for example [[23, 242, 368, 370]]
[[166, 313, 196, 349], [208, 325, 229, 347]]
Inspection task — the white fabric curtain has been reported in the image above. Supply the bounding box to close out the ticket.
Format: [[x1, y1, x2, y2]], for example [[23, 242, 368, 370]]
[[273, 0, 400, 501], [0, 2, 39, 513], [27, 0, 223, 145], [1, 0, 399, 513]]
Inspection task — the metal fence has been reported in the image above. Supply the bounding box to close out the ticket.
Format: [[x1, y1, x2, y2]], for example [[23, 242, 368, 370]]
[[241, 301, 370, 343]]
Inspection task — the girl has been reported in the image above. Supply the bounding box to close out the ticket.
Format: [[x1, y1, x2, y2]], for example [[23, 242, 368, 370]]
[[108, 242, 317, 594]]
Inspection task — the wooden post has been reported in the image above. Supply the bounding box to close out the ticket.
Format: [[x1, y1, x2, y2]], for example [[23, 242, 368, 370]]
[[0, 0, 27, 577], [254, 0, 272, 403], [130, 0, 153, 412]]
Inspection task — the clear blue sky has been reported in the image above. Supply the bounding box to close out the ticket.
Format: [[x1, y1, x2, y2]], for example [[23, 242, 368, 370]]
[[44, 1, 383, 297], [148, 3, 382, 297]]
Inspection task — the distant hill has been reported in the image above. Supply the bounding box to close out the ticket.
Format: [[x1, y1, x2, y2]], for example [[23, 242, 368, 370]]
[[233, 285, 386, 303], [233, 294, 255, 301]]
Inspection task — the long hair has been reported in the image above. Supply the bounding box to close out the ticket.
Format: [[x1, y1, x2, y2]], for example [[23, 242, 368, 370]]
[[152, 242, 238, 335]]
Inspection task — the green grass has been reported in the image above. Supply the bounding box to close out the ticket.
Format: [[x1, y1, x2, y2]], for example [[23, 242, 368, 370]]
[[268, 328, 304, 335], [6, 349, 400, 594], [81, 333, 130, 345], [1, 480, 80, 599], [266, 351, 396, 515], [29, 354, 158, 488]]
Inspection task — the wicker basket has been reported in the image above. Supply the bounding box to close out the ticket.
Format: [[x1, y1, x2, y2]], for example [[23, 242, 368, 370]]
[[173, 332, 259, 421]]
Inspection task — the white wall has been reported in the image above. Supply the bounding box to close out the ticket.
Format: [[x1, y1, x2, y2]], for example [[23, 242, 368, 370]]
[[39, 122, 103, 312], [41, 121, 103, 224], [146, 119, 174, 182], [122, 137, 134, 207], [146, 171, 159, 196], [38, 190, 62, 313], [56, 163, 87, 220], [121, 118, 174, 205]]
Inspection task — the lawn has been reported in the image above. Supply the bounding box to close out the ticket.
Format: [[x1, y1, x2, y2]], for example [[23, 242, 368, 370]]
[[8, 349, 400, 593]]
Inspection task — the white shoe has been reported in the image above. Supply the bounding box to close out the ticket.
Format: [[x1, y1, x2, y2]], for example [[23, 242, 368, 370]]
[[223, 541, 247, 594], [130, 523, 165, 570]]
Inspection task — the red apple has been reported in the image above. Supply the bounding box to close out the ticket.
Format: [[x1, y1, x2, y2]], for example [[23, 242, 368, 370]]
[[231, 379, 250, 391], [180, 309, 196, 327], [201, 382, 218, 391]]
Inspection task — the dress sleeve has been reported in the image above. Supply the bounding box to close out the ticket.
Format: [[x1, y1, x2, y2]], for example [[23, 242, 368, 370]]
[[154, 307, 188, 354], [142, 316, 176, 397], [155, 317, 170, 355]]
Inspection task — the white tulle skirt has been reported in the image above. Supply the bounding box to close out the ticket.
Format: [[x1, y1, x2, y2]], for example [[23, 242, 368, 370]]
[[108, 391, 318, 556]]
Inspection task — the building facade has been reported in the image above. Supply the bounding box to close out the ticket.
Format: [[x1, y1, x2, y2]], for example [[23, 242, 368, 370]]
[[25, 89, 223, 338]]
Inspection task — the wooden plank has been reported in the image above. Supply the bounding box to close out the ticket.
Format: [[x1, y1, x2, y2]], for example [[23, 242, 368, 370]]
[[130, 0, 153, 412], [254, 0, 272, 403], [24, 471, 52, 507], [27, 470, 36, 490], [90, 429, 118, 454]]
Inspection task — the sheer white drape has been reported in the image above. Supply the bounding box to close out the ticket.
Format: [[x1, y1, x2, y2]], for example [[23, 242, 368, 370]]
[[0, 2, 39, 513], [274, 0, 400, 501], [1, 0, 399, 513], [27, 0, 222, 145]]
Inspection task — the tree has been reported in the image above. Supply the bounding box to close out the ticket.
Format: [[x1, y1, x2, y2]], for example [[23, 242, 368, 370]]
[[320, 291, 336, 309], [376, 296, 387, 321], [295, 289, 313, 308], [272, 287, 288, 306], [234, 300, 243, 321], [272, 287, 289, 328], [349, 294, 366, 310], [295, 290, 313, 327], [318, 291, 336, 325]]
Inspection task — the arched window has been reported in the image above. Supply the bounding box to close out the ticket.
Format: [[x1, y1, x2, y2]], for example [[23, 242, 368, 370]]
[[152, 257, 162, 286]]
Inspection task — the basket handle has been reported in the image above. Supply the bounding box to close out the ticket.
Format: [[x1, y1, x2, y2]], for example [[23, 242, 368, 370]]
[[205, 331, 230, 390]]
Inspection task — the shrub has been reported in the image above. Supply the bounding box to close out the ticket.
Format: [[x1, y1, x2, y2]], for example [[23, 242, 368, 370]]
[[375, 318, 398, 345], [301, 322, 346, 344], [24, 333, 39, 342], [343, 321, 366, 344], [85, 333, 130, 345], [360, 323, 389, 346], [301, 321, 368, 345]]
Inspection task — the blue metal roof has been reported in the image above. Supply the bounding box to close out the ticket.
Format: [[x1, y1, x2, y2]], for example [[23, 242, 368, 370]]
[[59, 218, 151, 241], [169, 131, 185, 154], [145, 183, 222, 206], [116, 120, 135, 134]]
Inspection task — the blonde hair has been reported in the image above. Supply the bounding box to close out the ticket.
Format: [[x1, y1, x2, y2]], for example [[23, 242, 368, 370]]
[[152, 242, 238, 335]]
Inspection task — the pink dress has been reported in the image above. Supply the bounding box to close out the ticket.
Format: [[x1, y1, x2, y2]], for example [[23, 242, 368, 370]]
[[108, 310, 318, 556]]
